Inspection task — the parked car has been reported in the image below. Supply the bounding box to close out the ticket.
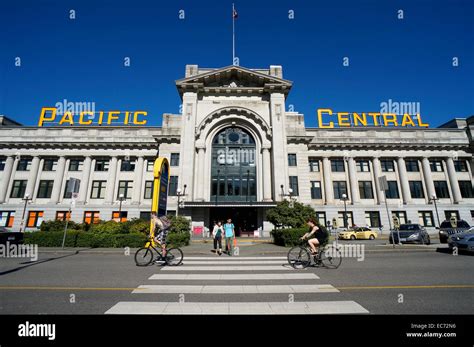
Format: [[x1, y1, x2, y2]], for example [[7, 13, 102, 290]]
[[448, 229, 474, 253], [338, 227, 378, 240], [389, 224, 430, 245], [0, 227, 24, 245], [438, 219, 471, 243]]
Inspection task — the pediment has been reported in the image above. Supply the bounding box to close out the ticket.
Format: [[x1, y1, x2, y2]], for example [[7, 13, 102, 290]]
[[176, 65, 292, 95]]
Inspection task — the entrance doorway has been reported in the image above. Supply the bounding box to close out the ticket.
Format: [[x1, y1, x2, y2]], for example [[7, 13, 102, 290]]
[[209, 207, 258, 236]]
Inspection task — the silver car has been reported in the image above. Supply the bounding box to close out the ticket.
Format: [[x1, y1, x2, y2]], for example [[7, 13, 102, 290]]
[[448, 228, 474, 253]]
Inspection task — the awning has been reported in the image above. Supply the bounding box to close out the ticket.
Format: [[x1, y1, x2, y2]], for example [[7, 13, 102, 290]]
[[183, 201, 277, 208]]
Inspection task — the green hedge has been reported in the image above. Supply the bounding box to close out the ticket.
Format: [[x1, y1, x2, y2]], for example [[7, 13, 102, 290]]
[[24, 231, 147, 248], [271, 225, 329, 247], [167, 232, 191, 248]]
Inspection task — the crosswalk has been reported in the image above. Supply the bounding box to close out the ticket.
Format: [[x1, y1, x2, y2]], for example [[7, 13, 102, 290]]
[[105, 256, 369, 314]]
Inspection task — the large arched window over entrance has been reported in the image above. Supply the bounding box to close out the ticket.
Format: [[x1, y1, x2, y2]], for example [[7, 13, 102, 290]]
[[211, 127, 257, 202]]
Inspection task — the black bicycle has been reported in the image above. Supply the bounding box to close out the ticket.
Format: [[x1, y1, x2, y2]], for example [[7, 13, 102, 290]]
[[134, 237, 183, 266], [287, 240, 342, 269]]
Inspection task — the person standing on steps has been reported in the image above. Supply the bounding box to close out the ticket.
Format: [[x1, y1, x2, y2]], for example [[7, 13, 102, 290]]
[[223, 218, 235, 256]]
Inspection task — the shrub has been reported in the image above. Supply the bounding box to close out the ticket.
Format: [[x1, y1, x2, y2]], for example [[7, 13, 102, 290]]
[[40, 219, 82, 232], [166, 214, 191, 234], [128, 219, 150, 234], [167, 232, 190, 248], [89, 220, 125, 234], [266, 200, 320, 229]]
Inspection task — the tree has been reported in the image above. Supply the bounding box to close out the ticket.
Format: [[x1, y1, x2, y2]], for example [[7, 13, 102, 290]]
[[266, 200, 317, 229]]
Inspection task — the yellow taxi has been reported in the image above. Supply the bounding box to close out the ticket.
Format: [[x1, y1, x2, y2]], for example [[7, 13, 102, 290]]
[[338, 227, 378, 240]]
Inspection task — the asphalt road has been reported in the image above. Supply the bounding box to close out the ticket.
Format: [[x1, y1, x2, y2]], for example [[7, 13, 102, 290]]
[[0, 241, 472, 314]]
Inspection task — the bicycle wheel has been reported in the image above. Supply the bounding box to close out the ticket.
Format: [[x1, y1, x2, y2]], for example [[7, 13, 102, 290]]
[[134, 247, 154, 266], [320, 246, 342, 269], [165, 248, 183, 266], [287, 246, 311, 269]]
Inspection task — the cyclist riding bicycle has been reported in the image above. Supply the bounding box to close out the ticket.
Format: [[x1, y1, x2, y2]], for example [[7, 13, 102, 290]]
[[300, 217, 327, 255], [151, 213, 171, 258]]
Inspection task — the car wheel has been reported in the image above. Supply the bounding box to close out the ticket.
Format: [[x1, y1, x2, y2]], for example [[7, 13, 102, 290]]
[[426, 236, 430, 245], [350, 235, 356, 240], [369, 235, 375, 240]]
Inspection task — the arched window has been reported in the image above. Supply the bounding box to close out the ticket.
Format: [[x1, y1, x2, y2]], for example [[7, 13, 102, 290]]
[[211, 127, 257, 202]]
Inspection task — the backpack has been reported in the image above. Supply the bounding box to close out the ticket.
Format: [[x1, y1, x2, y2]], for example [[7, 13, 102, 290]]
[[155, 216, 171, 231]]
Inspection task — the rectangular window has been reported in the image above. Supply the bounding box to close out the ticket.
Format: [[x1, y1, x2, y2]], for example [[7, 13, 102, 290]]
[[405, 159, 420, 172], [444, 210, 460, 221], [381, 159, 395, 172], [118, 181, 133, 199], [0, 211, 15, 228], [10, 180, 27, 199], [358, 181, 374, 199], [459, 181, 474, 198], [308, 158, 320, 172], [356, 160, 370, 172], [120, 160, 135, 172], [409, 181, 425, 199], [84, 211, 100, 224], [37, 180, 54, 199], [418, 211, 434, 227], [69, 159, 84, 171], [434, 181, 450, 199], [429, 160, 443, 172], [43, 159, 58, 171], [112, 211, 128, 222], [144, 180, 154, 199], [0, 158, 5, 171], [365, 211, 381, 228], [288, 154, 297, 167], [315, 212, 327, 227], [90, 181, 107, 199], [170, 153, 180, 166], [146, 159, 155, 172], [385, 181, 400, 199], [338, 211, 353, 228], [17, 159, 32, 171], [94, 159, 109, 172], [331, 159, 345, 172], [333, 181, 347, 199], [289, 176, 299, 196], [310, 181, 322, 199], [139, 211, 151, 220], [454, 160, 468, 172], [392, 211, 407, 225], [56, 211, 71, 221], [169, 176, 179, 196], [27, 211, 44, 228]]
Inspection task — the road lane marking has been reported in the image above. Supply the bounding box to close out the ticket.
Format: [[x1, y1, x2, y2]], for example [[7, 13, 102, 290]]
[[161, 265, 294, 271], [148, 273, 319, 280], [183, 257, 287, 260], [132, 284, 338, 294], [105, 301, 369, 314], [337, 284, 474, 290], [183, 260, 285, 264]]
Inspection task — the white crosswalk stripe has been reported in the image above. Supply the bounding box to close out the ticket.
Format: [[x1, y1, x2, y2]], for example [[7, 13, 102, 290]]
[[105, 256, 370, 314]]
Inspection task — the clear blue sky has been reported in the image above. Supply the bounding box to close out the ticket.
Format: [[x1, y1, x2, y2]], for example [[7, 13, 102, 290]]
[[0, 0, 473, 127]]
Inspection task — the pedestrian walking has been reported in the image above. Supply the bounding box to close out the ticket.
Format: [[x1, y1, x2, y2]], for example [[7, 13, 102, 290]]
[[212, 221, 224, 255], [224, 218, 235, 256]]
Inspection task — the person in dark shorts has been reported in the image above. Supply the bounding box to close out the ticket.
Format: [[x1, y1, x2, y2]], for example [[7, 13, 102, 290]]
[[300, 217, 327, 254]]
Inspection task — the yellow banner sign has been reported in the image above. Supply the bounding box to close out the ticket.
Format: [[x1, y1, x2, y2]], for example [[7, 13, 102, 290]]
[[317, 108, 429, 128], [38, 107, 147, 126]]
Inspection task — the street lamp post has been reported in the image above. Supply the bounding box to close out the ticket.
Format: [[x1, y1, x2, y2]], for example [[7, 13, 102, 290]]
[[341, 193, 349, 230], [118, 193, 125, 222], [176, 184, 187, 216], [430, 194, 441, 227], [19, 193, 32, 232]]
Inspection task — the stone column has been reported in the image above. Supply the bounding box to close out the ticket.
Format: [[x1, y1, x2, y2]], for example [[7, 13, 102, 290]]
[[446, 157, 462, 203], [322, 157, 334, 204], [131, 156, 144, 205], [25, 156, 41, 199], [105, 157, 118, 204], [397, 157, 412, 204], [78, 156, 92, 204], [421, 157, 436, 201], [196, 146, 205, 201], [0, 156, 14, 203], [49, 156, 66, 204], [372, 157, 385, 204], [262, 146, 272, 201], [347, 157, 359, 204]]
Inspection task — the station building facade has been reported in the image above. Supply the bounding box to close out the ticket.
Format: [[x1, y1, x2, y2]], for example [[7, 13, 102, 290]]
[[0, 65, 473, 236]]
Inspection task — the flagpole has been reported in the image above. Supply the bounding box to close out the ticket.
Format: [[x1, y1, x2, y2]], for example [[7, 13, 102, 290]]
[[232, 3, 235, 64]]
